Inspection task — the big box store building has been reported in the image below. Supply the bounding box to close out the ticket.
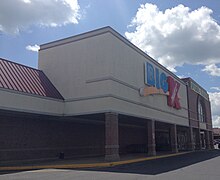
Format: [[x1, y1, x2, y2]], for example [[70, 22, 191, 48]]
[[0, 27, 213, 162]]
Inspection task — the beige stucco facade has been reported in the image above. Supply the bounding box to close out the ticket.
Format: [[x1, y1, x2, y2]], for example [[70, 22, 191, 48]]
[[0, 88, 64, 116], [38, 27, 189, 126]]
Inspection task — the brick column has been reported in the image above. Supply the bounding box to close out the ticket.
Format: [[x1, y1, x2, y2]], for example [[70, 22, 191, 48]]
[[205, 130, 211, 149], [147, 120, 156, 156], [188, 127, 195, 151], [194, 129, 201, 150], [198, 129, 202, 150], [209, 131, 214, 149], [170, 124, 178, 153], [105, 112, 120, 161]]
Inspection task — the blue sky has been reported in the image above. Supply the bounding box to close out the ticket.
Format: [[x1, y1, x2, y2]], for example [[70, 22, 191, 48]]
[[0, 0, 220, 127]]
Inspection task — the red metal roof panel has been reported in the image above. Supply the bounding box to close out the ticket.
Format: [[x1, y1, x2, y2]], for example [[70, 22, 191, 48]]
[[0, 58, 63, 100]]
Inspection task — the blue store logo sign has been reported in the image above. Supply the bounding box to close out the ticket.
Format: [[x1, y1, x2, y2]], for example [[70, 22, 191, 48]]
[[145, 62, 168, 93], [142, 62, 181, 109]]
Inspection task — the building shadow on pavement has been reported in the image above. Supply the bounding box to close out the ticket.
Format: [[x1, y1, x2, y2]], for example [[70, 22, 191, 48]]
[[84, 150, 220, 175]]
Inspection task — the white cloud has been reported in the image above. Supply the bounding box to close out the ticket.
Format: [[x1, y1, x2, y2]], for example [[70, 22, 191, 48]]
[[23, 0, 31, 3], [202, 64, 220, 76], [211, 87, 220, 91], [125, 3, 220, 72], [209, 92, 220, 127], [0, 0, 80, 34], [26, 44, 40, 52], [212, 116, 220, 128]]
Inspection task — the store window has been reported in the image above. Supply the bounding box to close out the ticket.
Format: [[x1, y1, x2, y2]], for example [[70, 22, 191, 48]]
[[198, 100, 205, 122]]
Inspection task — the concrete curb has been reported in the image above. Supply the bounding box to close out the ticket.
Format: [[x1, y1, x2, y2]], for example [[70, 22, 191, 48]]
[[0, 152, 190, 171]]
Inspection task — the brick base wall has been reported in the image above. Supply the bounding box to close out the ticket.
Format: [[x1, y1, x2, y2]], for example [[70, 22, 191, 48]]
[[0, 111, 105, 162]]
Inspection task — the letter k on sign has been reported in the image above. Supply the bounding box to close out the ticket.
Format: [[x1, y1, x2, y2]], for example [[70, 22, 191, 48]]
[[167, 76, 181, 109]]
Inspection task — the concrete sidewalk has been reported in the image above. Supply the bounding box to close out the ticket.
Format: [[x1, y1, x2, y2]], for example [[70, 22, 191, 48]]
[[0, 152, 189, 171]]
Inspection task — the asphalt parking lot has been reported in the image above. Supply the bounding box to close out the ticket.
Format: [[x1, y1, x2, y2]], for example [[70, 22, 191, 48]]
[[1, 149, 220, 179], [88, 149, 220, 175]]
